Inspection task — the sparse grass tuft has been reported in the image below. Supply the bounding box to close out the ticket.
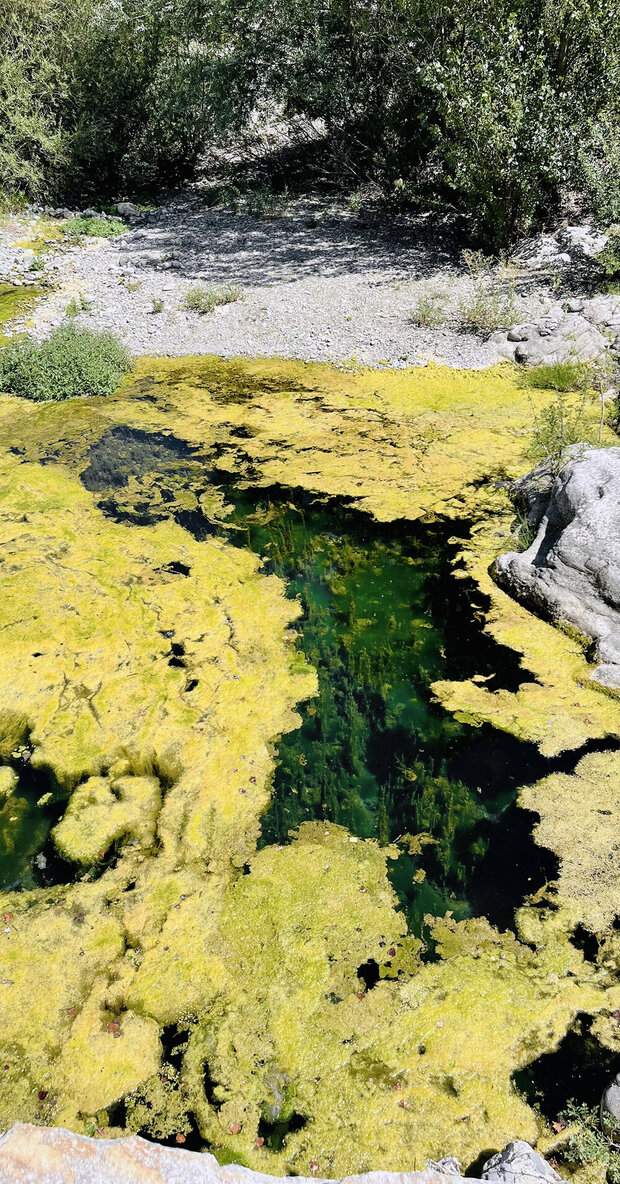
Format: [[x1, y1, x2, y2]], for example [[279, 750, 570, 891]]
[[520, 360, 590, 392], [65, 293, 91, 318], [182, 283, 243, 315], [64, 215, 128, 239], [0, 324, 131, 401], [151, 298, 164, 314], [410, 289, 448, 328], [457, 250, 517, 336]]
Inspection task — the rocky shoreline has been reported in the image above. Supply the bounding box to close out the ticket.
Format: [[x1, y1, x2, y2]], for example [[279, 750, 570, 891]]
[[2, 194, 619, 370], [0, 1128, 563, 1184]]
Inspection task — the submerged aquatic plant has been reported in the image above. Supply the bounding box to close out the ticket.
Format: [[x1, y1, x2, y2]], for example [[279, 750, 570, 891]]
[[0, 324, 131, 400]]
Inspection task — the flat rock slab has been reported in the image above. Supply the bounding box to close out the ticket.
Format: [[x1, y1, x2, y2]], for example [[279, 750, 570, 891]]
[[495, 446, 620, 687], [0, 1126, 460, 1184], [0, 1128, 563, 1184]]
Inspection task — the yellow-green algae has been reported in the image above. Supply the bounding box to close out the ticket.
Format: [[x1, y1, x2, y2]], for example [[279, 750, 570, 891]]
[[519, 750, 620, 935], [0, 356, 619, 1173], [432, 502, 620, 757], [0, 284, 44, 345]]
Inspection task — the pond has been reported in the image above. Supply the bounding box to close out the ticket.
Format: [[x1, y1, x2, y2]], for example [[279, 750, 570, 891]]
[[0, 358, 617, 1177]]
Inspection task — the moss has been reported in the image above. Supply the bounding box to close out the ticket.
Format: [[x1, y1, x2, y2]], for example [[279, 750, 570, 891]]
[[0, 284, 44, 346], [13, 218, 63, 256]]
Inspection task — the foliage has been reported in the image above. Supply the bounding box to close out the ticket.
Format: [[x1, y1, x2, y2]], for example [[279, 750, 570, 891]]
[[560, 1101, 620, 1183], [0, 324, 131, 401], [2, 0, 620, 241], [520, 359, 590, 392], [410, 289, 448, 328], [0, 0, 70, 199], [63, 215, 127, 238], [182, 283, 242, 314], [596, 229, 620, 279], [527, 388, 595, 472], [457, 252, 517, 336]]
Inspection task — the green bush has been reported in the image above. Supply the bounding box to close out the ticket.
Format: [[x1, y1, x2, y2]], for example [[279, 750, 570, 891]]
[[527, 389, 595, 472], [0, 324, 131, 401], [560, 1101, 620, 1183], [596, 229, 620, 280], [182, 284, 243, 315], [63, 216, 127, 238], [2, 0, 620, 244]]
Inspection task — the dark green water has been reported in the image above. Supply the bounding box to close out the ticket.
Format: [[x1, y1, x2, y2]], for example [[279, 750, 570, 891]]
[[210, 483, 557, 934]]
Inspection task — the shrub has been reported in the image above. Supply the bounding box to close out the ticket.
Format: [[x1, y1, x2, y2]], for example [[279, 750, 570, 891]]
[[457, 252, 517, 337], [0, 324, 131, 401], [527, 389, 595, 472], [182, 284, 242, 314], [410, 290, 448, 329], [596, 229, 620, 280], [559, 1101, 620, 1183], [63, 216, 127, 239]]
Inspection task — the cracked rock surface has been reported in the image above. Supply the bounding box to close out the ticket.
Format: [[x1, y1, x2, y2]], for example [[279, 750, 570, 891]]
[[495, 445, 620, 687]]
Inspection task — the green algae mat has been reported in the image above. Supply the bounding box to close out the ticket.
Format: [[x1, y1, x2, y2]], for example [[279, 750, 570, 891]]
[[0, 356, 619, 1178]]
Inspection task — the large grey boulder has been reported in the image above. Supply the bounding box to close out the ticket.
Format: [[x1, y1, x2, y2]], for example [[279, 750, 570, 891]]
[[556, 225, 609, 261], [482, 1142, 562, 1182], [493, 313, 607, 365], [495, 446, 620, 688], [0, 1126, 566, 1184]]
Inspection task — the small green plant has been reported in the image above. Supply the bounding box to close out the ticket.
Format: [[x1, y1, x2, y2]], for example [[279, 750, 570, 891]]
[[410, 289, 449, 328], [458, 250, 517, 337], [527, 388, 595, 472], [246, 185, 289, 217], [182, 283, 242, 315], [347, 190, 363, 214], [64, 216, 128, 239], [596, 229, 620, 280], [151, 298, 164, 314], [511, 509, 537, 552], [28, 256, 46, 273], [65, 293, 91, 318], [0, 324, 131, 401], [559, 1101, 620, 1183]]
